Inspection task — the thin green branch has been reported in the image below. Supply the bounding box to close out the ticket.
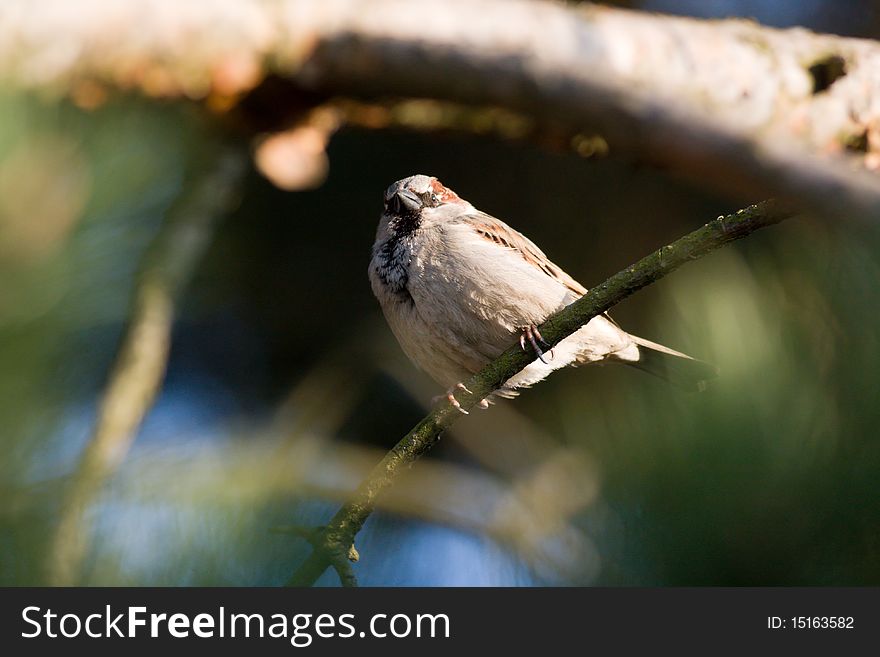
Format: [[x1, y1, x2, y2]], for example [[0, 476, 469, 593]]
[[285, 199, 797, 587], [46, 145, 247, 586]]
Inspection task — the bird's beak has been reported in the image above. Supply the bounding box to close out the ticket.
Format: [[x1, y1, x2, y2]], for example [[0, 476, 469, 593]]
[[393, 189, 422, 214]]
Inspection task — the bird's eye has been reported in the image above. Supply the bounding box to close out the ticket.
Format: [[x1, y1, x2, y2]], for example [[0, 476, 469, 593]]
[[419, 191, 438, 207]]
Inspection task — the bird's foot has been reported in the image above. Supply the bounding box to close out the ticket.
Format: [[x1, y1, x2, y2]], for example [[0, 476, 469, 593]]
[[432, 382, 488, 414], [519, 325, 553, 364]]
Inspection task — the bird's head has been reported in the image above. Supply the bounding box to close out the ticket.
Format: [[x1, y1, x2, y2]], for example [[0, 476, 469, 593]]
[[382, 175, 464, 233]]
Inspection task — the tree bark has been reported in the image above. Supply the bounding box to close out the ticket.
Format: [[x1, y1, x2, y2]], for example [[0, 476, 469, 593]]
[[2, 1, 879, 220]]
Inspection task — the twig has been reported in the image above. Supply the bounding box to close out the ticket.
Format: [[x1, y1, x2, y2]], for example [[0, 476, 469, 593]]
[[46, 145, 247, 586], [285, 199, 797, 587]]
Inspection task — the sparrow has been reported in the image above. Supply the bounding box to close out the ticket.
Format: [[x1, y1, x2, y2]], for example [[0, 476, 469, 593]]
[[369, 175, 716, 412]]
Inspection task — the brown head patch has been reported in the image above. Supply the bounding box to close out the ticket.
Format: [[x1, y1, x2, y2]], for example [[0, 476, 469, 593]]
[[431, 178, 461, 203]]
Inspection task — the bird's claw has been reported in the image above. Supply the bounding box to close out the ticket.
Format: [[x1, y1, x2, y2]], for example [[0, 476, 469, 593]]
[[447, 392, 469, 414], [433, 382, 487, 414], [520, 325, 553, 363]]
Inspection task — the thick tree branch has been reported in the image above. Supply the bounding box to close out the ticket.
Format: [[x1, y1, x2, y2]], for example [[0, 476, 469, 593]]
[[2, 1, 880, 220], [46, 146, 246, 586], [286, 200, 797, 587]]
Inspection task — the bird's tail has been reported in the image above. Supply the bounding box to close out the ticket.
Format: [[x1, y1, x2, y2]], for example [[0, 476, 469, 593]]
[[622, 335, 718, 392]]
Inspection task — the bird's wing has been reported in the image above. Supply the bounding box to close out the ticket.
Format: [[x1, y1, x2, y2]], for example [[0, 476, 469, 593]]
[[464, 211, 587, 297]]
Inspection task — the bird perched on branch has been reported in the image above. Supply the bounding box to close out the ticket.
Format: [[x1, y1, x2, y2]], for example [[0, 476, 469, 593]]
[[369, 175, 716, 412]]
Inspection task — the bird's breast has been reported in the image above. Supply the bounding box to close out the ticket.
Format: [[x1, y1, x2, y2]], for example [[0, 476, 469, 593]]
[[371, 233, 415, 304]]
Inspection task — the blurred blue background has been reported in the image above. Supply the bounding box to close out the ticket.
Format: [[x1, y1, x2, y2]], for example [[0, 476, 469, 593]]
[[1, 1, 879, 586]]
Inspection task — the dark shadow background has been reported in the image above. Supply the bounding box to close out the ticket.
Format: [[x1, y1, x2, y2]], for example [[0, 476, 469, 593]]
[[1, 0, 879, 586]]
